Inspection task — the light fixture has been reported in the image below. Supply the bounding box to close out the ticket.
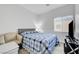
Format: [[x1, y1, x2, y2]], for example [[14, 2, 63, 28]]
[[45, 4, 50, 6]]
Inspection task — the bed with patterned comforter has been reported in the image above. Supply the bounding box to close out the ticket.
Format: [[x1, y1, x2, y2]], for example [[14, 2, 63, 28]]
[[21, 31, 59, 54]]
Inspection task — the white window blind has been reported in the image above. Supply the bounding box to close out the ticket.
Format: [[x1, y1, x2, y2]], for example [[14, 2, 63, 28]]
[[54, 16, 73, 32]]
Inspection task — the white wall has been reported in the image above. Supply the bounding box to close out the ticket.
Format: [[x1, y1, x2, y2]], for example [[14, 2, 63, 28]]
[[35, 5, 74, 32], [35, 5, 74, 42], [74, 4, 79, 39], [0, 5, 36, 34], [0, 4, 75, 43]]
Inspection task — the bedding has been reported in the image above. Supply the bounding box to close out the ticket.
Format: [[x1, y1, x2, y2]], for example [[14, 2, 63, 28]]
[[21, 32, 59, 54]]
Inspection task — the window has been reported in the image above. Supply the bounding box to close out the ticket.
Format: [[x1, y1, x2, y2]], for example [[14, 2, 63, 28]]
[[54, 16, 73, 32]]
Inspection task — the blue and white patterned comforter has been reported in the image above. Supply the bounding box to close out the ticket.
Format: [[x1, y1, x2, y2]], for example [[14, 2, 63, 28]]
[[21, 32, 59, 54]]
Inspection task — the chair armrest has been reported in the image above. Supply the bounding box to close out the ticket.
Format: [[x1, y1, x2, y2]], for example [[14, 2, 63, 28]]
[[16, 34, 22, 44]]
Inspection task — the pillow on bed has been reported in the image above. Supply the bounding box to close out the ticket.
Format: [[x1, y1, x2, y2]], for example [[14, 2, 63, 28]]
[[27, 31, 38, 34], [21, 31, 38, 35]]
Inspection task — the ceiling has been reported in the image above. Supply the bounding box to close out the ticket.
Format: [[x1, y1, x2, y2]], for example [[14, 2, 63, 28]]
[[20, 4, 67, 15]]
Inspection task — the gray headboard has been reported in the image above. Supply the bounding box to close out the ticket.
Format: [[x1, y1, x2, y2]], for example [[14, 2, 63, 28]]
[[18, 28, 36, 34]]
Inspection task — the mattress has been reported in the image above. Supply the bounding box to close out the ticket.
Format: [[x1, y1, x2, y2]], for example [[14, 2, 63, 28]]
[[21, 32, 59, 54]]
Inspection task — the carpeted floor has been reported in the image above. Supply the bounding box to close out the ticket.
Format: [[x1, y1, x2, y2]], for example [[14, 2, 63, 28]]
[[52, 43, 64, 54], [19, 43, 64, 54], [19, 48, 29, 54]]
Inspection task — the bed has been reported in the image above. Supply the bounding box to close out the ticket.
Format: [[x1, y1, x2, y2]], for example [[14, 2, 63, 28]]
[[18, 29, 59, 54]]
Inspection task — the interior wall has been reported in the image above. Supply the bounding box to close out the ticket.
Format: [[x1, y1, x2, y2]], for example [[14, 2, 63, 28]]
[[74, 4, 79, 39], [0, 4, 75, 43], [0, 4, 36, 34], [35, 5, 74, 42]]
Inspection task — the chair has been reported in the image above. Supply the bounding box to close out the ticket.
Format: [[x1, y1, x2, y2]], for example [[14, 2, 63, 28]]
[[64, 36, 79, 54]]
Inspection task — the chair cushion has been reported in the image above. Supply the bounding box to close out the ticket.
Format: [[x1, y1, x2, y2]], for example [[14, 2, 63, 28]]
[[4, 32, 17, 43], [0, 35, 5, 45]]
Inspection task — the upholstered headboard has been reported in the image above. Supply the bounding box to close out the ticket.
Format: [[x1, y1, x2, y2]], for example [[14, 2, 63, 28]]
[[18, 28, 36, 34]]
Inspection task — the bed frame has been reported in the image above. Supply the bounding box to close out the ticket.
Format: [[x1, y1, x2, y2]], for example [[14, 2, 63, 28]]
[[18, 28, 36, 49], [18, 28, 36, 34]]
